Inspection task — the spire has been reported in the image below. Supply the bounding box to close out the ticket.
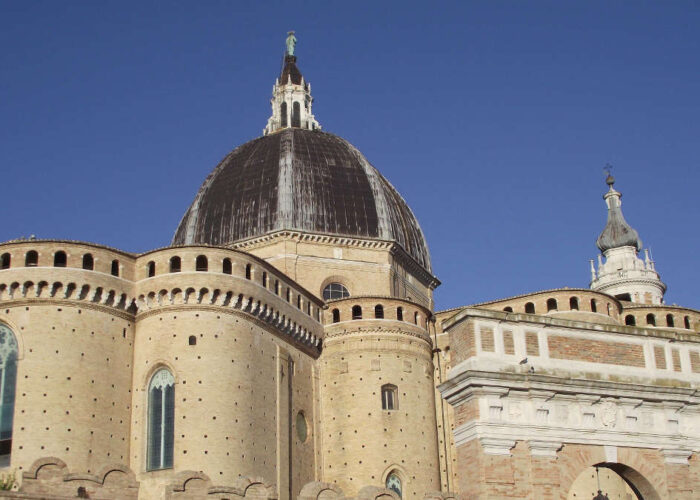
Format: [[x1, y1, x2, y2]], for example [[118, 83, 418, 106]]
[[595, 174, 642, 253], [263, 32, 321, 135]]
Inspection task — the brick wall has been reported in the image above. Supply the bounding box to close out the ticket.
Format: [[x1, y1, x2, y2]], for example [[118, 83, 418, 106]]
[[548, 335, 645, 367]]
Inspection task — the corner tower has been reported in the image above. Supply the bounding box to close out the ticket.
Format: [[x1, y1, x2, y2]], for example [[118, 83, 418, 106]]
[[589, 174, 666, 304]]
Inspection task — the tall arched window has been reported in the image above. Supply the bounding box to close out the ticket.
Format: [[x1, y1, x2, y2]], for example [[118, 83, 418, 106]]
[[82, 254, 94, 270], [352, 305, 362, 320], [590, 299, 597, 313], [0, 254, 10, 270], [386, 471, 402, 498], [280, 102, 288, 128], [625, 315, 636, 326], [646, 314, 656, 326], [685, 316, 692, 330], [245, 264, 252, 280], [222, 258, 232, 275], [397, 307, 403, 321], [262, 272, 268, 288], [53, 251, 67, 267], [374, 304, 384, 319], [25, 251, 38, 267], [569, 297, 579, 310], [0, 323, 18, 461], [147, 261, 156, 278], [111, 260, 120, 277], [275, 280, 280, 295], [332, 308, 340, 323], [666, 314, 675, 327], [292, 101, 301, 127], [322, 283, 349, 301], [195, 255, 208, 272], [148, 368, 175, 471], [381, 384, 397, 410], [525, 302, 535, 314], [169, 256, 181, 273], [546, 298, 558, 312]]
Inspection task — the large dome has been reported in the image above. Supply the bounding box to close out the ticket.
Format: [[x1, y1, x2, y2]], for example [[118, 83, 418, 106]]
[[173, 128, 432, 271]]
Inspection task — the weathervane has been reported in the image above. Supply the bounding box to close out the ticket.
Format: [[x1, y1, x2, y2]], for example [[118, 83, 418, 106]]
[[603, 163, 613, 176]]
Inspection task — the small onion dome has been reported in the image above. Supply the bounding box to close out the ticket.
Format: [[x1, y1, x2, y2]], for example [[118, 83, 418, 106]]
[[173, 128, 432, 272], [596, 178, 642, 253]]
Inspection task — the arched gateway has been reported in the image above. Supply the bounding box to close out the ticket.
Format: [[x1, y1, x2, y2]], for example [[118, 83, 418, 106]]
[[568, 463, 661, 500]]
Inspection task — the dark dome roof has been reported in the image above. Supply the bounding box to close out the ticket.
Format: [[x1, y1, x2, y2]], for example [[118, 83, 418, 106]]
[[173, 128, 432, 271]]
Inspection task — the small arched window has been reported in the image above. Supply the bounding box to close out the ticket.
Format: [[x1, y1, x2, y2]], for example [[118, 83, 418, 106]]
[[569, 297, 579, 310], [147, 261, 156, 277], [374, 305, 384, 319], [386, 472, 402, 498], [222, 258, 232, 275], [322, 283, 350, 301], [262, 272, 268, 288], [381, 384, 397, 410], [685, 316, 692, 329], [503, 306, 513, 312], [53, 251, 67, 267], [25, 251, 38, 267], [280, 102, 288, 128], [625, 315, 636, 326], [646, 314, 656, 326], [666, 314, 675, 328], [147, 368, 174, 471], [590, 299, 598, 313], [414, 311, 419, 325], [169, 256, 181, 273], [332, 309, 340, 323], [82, 254, 93, 270], [275, 280, 280, 295], [0, 323, 18, 461], [525, 302, 535, 314], [397, 307, 403, 321], [352, 305, 362, 320], [110, 260, 119, 277], [292, 101, 301, 127], [188, 335, 196, 346], [546, 298, 557, 312], [297, 295, 302, 309], [245, 264, 252, 280], [0, 253, 10, 270], [195, 255, 208, 272], [286, 288, 291, 302]]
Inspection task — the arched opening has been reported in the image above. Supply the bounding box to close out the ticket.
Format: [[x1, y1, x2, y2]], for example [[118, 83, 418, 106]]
[[169, 256, 181, 273], [195, 255, 208, 272], [352, 305, 362, 320], [297, 294, 302, 309], [503, 306, 513, 312], [53, 251, 67, 267], [188, 335, 196, 346], [547, 298, 558, 312], [685, 316, 692, 329], [25, 250, 38, 267], [0, 323, 18, 463], [147, 368, 174, 471], [222, 258, 232, 274], [381, 384, 397, 410], [414, 311, 419, 325], [569, 297, 579, 310], [110, 260, 119, 277], [322, 282, 349, 300], [386, 471, 402, 498], [397, 307, 403, 321], [147, 261, 156, 277], [625, 315, 636, 326], [286, 288, 291, 302], [262, 272, 268, 288], [374, 304, 384, 319], [646, 313, 656, 326], [0, 254, 10, 270], [82, 253, 93, 270], [275, 280, 280, 295], [591, 299, 598, 313], [567, 463, 661, 500], [280, 102, 288, 127], [292, 101, 301, 127], [666, 314, 675, 327], [525, 302, 535, 314], [245, 264, 252, 280], [331, 308, 340, 323]]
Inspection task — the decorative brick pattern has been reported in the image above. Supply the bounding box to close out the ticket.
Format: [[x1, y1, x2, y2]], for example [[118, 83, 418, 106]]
[[503, 330, 515, 355], [690, 351, 700, 373], [525, 332, 539, 357], [654, 346, 667, 369], [672, 349, 682, 372], [481, 328, 495, 352], [548, 336, 644, 367]]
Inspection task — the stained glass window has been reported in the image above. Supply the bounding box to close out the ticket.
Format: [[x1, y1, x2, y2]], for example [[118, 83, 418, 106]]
[[148, 368, 175, 471], [386, 472, 402, 498]]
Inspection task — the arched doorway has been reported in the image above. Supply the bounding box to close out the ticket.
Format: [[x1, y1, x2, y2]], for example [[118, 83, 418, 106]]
[[567, 463, 661, 500]]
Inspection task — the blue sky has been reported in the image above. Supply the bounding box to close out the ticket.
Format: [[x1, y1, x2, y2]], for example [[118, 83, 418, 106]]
[[1, 1, 698, 310]]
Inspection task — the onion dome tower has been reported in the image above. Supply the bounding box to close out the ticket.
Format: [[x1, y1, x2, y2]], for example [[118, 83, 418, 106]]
[[589, 174, 666, 304]]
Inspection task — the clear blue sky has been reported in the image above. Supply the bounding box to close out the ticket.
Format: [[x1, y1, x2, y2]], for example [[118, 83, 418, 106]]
[[1, 1, 698, 310]]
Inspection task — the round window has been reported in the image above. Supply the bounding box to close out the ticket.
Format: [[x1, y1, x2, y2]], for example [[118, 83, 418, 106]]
[[296, 411, 308, 442]]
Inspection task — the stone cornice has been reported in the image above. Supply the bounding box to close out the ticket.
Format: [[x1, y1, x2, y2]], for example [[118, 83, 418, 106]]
[[0, 298, 135, 321]]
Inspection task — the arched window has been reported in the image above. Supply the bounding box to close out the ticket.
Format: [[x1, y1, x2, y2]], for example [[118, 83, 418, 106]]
[[503, 306, 513, 312], [110, 260, 119, 277], [147, 261, 156, 278], [625, 315, 636, 326], [245, 264, 252, 280], [169, 256, 181, 273], [195, 255, 208, 272], [262, 272, 268, 288], [607, 303, 611, 316], [222, 258, 232, 275], [25, 251, 38, 267], [332, 309, 340, 323], [397, 307, 403, 321], [53, 251, 67, 268], [386, 471, 402, 498], [292, 101, 301, 127], [546, 298, 557, 312], [82, 254, 93, 270], [374, 305, 384, 319], [286, 288, 291, 302], [280, 102, 288, 128], [666, 314, 675, 328], [188, 336, 196, 346], [414, 311, 419, 325], [685, 316, 692, 329], [0, 254, 10, 270], [381, 384, 397, 410], [147, 368, 175, 471], [525, 302, 535, 314], [275, 280, 280, 295], [646, 314, 656, 326], [569, 297, 579, 310], [352, 305, 362, 320], [322, 283, 349, 301], [0, 324, 18, 461], [590, 299, 597, 313], [297, 295, 302, 309]]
